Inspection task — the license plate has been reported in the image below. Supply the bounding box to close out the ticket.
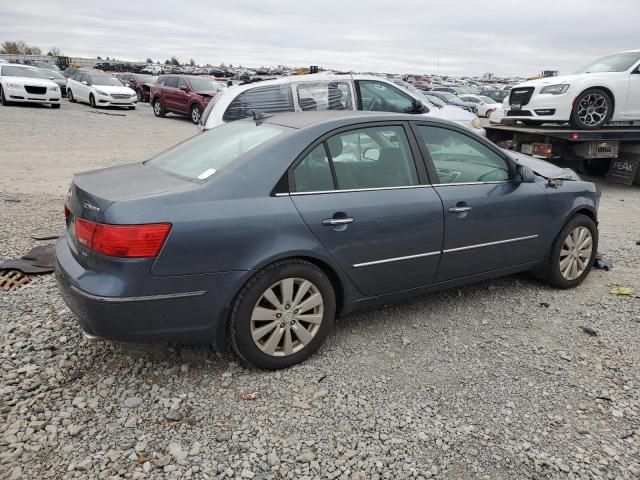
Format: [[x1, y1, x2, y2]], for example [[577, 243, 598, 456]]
[[511, 103, 522, 111]]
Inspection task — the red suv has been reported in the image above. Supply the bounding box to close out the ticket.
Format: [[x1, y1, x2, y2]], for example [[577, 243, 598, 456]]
[[150, 75, 225, 124]]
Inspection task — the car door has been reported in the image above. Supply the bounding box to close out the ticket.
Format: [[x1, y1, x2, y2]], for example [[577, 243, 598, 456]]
[[77, 74, 89, 101], [626, 62, 640, 118], [412, 122, 551, 282], [289, 122, 444, 297], [176, 77, 191, 113], [162, 76, 179, 110]]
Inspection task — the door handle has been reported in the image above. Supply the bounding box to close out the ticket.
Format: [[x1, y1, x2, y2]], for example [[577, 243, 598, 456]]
[[322, 217, 354, 226], [448, 206, 472, 213]]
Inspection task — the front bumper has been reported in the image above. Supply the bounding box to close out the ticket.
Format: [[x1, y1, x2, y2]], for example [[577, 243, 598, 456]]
[[95, 93, 137, 107], [54, 234, 251, 348], [502, 92, 573, 122], [6, 87, 60, 104]]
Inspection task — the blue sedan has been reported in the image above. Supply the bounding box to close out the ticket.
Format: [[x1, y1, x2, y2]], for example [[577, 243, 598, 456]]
[[55, 111, 599, 369]]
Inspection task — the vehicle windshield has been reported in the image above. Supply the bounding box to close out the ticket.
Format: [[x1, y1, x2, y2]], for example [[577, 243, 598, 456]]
[[479, 95, 497, 104], [188, 78, 224, 91], [90, 76, 123, 86], [0, 66, 47, 79], [421, 94, 445, 108], [134, 74, 156, 82], [46, 70, 65, 79], [438, 92, 459, 102], [576, 51, 640, 73], [147, 120, 287, 180]]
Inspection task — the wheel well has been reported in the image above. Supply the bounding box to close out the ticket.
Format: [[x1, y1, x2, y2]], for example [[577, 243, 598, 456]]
[[573, 207, 597, 224], [580, 86, 615, 115], [290, 255, 346, 316]]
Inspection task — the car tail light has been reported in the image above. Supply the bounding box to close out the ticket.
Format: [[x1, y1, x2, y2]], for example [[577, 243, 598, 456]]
[[74, 219, 171, 258]]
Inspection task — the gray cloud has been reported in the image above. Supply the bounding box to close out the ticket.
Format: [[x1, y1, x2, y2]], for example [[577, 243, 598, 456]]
[[1, 0, 638, 76]]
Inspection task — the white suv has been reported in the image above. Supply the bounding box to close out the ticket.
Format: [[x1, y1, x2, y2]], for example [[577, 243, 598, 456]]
[[200, 74, 485, 136], [0, 64, 61, 108], [503, 50, 640, 129]]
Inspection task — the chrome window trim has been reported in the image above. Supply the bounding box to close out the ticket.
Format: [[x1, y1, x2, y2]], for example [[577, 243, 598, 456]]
[[442, 235, 539, 253], [277, 184, 434, 197], [432, 180, 512, 187], [353, 251, 441, 268]]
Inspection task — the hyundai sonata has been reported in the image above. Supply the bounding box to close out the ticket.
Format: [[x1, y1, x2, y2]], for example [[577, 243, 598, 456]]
[[56, 112, 599, 369]]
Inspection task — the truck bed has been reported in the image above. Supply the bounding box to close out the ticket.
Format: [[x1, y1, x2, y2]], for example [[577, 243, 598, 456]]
[[485, 124, 640, 142]]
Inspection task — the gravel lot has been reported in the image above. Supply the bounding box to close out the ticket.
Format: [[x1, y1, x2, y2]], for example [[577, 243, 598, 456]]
[[1, 101, 639, 480]]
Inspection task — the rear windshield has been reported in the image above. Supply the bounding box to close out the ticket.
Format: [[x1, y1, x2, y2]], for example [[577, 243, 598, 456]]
[[147, 121, 287, 180], [1, 66, 46, 78]]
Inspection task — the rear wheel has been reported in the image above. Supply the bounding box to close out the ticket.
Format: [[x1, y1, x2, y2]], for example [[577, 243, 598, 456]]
[[190, 104, 202, 124], [51, 104, 61, 109], [570, 88, 612, 130], [136, 90, 143, 102], [67, 89, 76, 103], [89, 93, 96, 108], [581, 158, 611, 177], [230, 259, 336, 369], [153, 98, 165, 117], [544, 214, 598, 289]]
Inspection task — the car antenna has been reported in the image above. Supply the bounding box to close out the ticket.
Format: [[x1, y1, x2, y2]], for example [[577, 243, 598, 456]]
[[251, 110, 272, 124]]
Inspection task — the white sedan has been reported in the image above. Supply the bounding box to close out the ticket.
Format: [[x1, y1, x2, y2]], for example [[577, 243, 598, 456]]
[[0, 64, 61, 108], [66, 72, 137, 109], [458, 94, 501, 118], [503, 49, 640, 129]]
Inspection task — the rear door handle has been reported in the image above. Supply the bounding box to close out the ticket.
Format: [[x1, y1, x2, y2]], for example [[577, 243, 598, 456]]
[[322, 217, 354, 226], [448, 206, 472, 213]]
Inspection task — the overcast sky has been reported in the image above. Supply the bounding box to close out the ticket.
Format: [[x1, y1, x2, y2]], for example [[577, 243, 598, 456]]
[[2, 0, 639, 76]]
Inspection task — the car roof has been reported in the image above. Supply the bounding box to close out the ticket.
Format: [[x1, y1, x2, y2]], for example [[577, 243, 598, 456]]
[[3, 63, 39, 69], [260, 110, 451, 130]]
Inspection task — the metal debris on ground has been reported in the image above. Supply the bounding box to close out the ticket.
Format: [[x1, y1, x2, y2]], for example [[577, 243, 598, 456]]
[[609, 287, 635, 296], [90, 110, 126, 117], [31, 233, 59, 241], [240, 391, 261, 400], [580, 326, 598, 337], [593, 254, 613, 270], [0, 270, 35, 292]]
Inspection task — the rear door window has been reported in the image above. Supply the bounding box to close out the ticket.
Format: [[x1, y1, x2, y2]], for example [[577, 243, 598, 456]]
[[223, 84, 294, 122], [293, 144, 335, 192], [164, 76, 179, 88], [295, 82, 353, 111], [356, 80, 414, 113]]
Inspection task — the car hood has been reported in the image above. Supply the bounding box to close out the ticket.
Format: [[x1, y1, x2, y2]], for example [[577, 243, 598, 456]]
[[427, 105, 475, 121], [4, 77, 58, 87], [193, 90, 218, 97], [514, 73, 597, 88], [93, 85, 136, 95], [503, 149, 580, 180]]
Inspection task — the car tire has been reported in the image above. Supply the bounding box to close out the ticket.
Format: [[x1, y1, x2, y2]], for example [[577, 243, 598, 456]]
[[570, 88, 613, 130], [190, 104, 202, 125], [230, 259, 336, 370], [152, 98, 165, 117], [580, 158, 611, 177], [136, 90, 143, 102], [51, 104, 61, 109], [67, 89, 76, 103], [0, 86, 11, 106], [544, 214, 598, 289], [89, 93, 96, 108], [129, 106, 136, 110]]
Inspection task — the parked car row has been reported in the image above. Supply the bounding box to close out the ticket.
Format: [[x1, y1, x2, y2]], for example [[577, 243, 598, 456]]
[[0, 63, 61, 108]]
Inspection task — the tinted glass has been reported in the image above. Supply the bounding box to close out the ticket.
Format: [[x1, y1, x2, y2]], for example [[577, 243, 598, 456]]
[[358, 81, 414, 113], [164, 76, 179, 88], [147, 121, 287, 180], [293, 144, 334, 192], [296, 81, 353, 111], [178, 78, 189, 89], [576, 51, 640, 73], [417, 126, 510, 184], [189, 78, 223, 91], [327, 126, 418, 189], [223, 84, 294, 121], [0, 66, 46, 79]]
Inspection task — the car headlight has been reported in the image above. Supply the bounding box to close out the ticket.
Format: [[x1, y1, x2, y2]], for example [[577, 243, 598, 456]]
[[540, 84, 570, 95], [94, 89, 109, 96], [48, 85, 59, 92], [6, 82, 21, 89], [471, 117, 482, 129]]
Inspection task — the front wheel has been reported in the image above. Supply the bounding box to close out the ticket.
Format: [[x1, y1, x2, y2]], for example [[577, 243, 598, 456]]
[[230, 259, 336, 369], [0, 86, 11, 106], [51, 104, 61, 109], [89, 93, 96, 108], [67, 89, 76, 103], [190, 104, 202, 124], [136, 90, 143, 102], [152, 98, 165, 117], [570, 88, 612, 130], [545, 214, 598, 289]]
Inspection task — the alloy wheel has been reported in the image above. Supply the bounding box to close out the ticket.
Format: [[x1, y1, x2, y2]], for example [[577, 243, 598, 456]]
[[559, 226, 593, 280], [250, 278, 324, 357], [154, 100, 161, 115], [577, 93, 608, 127], [191, 107, 201, 124]]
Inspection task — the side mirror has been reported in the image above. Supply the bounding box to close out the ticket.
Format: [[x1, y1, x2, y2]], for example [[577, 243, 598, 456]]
[[179, 85, 190, 92], [410, 98, 429, 114], [81, 81, 88, 85], [515, 163, 536, 183]]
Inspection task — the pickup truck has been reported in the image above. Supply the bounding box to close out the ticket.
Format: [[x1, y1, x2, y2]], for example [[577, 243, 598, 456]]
[[150, 75, 225, 124]]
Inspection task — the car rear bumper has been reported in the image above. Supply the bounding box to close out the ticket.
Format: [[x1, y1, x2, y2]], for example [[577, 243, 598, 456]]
[[54, 234, 251, 348]]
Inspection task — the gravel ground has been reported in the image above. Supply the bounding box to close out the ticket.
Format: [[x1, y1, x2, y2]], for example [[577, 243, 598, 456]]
[[1, 101, 639, 480]]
